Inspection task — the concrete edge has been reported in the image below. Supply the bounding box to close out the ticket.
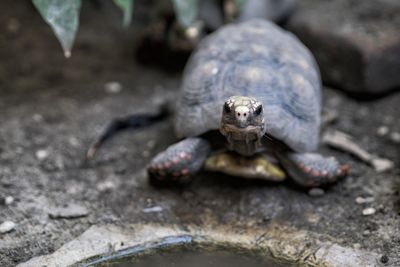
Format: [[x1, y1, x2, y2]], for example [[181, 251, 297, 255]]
[[17, 223, 384, 267]]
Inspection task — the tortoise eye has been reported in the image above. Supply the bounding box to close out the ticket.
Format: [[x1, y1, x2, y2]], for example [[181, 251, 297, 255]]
[[254, 105, 263, 115], [224, 102, 231, 113]]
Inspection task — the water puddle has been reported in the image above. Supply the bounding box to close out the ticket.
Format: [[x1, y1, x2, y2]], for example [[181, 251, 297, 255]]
[[81, 236, 297, 267]]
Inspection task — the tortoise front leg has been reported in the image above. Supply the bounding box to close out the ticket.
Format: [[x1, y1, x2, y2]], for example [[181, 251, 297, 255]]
[[276, 152, 349, 187], [147, 137, 211, 185]]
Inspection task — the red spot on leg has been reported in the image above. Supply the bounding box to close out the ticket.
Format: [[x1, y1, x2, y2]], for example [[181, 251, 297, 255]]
[[181, 168, 189, 175], [163, 162, 172, 169], [311, 170, 320, 177], [341, 164, 350, 174]]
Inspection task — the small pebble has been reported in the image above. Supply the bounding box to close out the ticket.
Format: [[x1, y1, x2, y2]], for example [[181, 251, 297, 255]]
[[308, 188, 325, 197], [15, 146, 24, 154], [5, 196, 14, 205], [363, 230, 371, 236], [142, 206, 163, 213], [36, 149, 49, 160], [376, 126, 389, 136], [49, 203, 90, 219], [32, 113, 43, 122], [146, 140, 156, 149], [64, 50, 71, 58], [7, 18, 20, 33], [68, 137, 80, 147], [0, 221, 16, 234], [97, 180, 116, 192], [355, 196, 374, 204], [390, 132, 400, 143], [353, 243, 361, 249], [383, 116, 393, 124], [362, 207, 376, 216], [185, 26, 200, 39], [371, 158, 394, 173], [142, 150, 151, 157], [104, 81, 122, 94]]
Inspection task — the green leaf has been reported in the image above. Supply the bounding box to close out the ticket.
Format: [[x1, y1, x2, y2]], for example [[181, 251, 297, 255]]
[[234, 0, 247, 12], [113, 0, 133, 27], [33, 0, 81, 58], [172, 0, 199, 28]]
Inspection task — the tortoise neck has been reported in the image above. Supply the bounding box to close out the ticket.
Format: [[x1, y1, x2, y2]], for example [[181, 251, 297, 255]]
[[228, 139, 260, 157]]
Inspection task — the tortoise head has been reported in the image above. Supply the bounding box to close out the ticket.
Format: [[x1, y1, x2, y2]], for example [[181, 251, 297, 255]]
[[220, 96, 266, 156]]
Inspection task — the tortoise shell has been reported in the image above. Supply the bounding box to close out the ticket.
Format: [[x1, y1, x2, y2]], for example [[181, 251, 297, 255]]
[[174, 19, 321, 152]]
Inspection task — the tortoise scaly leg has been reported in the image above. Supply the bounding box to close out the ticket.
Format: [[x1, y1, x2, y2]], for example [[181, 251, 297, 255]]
[[147, 137, 211, 185], [277, 152, 349, 187]]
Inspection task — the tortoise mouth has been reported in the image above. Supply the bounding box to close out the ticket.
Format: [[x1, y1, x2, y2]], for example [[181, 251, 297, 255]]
[[219, 123, 265, 156], [220, 123, 264, 141]]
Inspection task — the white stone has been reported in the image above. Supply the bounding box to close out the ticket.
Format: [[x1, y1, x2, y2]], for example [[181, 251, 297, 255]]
[[32, 113, 43, 122], [355, 196, 374, 204], [376, 126, 389, 136], [35, 149, 49, 160], [104, 81, 122, 94], [390, 132, 400, 143], [97, 180, 116, 192], [5, 196, 14, 205], [0, 221, 16, 233], [362, 207, 376, 216], [142, 206, 163, 213], [49, 203, 90, 219], [371, 158, 394, 173]]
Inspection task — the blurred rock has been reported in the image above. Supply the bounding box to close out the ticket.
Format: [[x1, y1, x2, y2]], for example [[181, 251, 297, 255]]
[[376, 126, 389, 137], [287, 0, 400, 94], [5, 196, 14, 205], [142, 206, 163, 213], [238, 0, 297, 23], [97, 180, 116, 192], [389, 132, 400, 144], [0, 221, 16, 234], [355, 196, 374, 204], [308, 188, 325, 197], [35, 149, 49, 160], [104, 81, 122, 94], [49, 203, 89, 219], [362, 207, 376, 216]]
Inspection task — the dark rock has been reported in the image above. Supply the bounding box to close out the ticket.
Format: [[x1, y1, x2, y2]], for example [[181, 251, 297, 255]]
[[287, 0, 400, 94], [380, 255, 389, 264]]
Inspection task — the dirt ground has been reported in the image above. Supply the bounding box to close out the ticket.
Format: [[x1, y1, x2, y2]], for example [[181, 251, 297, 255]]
[[0, 1, 399, 266]]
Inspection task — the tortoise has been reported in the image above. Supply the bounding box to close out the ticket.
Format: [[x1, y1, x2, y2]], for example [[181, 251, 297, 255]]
[[88, 19, 348, 187]]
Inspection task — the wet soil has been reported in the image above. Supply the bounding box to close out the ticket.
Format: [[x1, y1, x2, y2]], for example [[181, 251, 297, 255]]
[[0, 0, 399, 266]]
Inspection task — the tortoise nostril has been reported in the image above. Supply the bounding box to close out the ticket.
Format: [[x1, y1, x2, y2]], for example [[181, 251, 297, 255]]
[[237, 112, 241, 116], [244, 113, 247, 117]]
